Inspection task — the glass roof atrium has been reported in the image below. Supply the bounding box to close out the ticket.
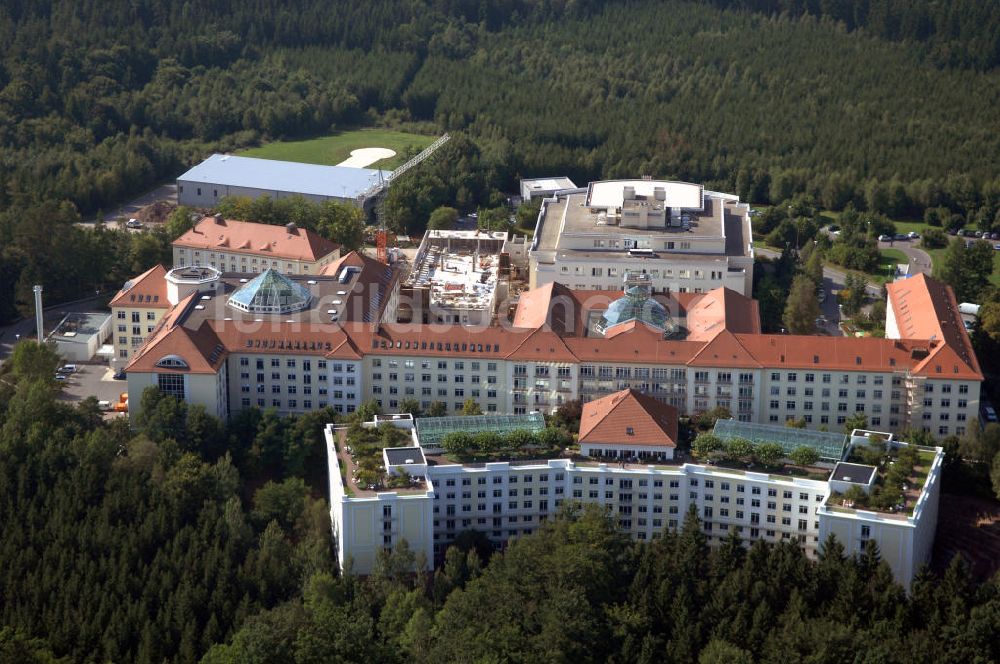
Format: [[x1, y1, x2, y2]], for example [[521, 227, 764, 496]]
[[415, 412, 546, 448], [227, 268, 312, 314], [595, 275, 672, 336], [713, 419, 849, 463]]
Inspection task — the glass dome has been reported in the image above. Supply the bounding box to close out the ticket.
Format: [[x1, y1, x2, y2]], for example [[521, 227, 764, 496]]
[[227, 268, 312, 314], [596, 285, 670, 336]]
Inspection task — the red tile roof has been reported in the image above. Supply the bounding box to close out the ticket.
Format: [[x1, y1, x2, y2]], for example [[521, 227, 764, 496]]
[[685, 287, 760, 340], [125, 294, 225, 375], [512, 283, 759, 340], [886, 274, 981, 378], [110, 265, 170, 308], [579, 389, 678, 447], [173, 217, 340, 262]]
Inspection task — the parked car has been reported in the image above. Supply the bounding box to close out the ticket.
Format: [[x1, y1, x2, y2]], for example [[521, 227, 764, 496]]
[[994, 243, 1000, 251], [57, 364, 77, 374], [894, 233, 908, 241], [984, 405, 998, 423], [907, 231, 920, 239], [878, 234, 892, 242], [126, 218, 143, 229], [815, 316, 827, 326], [974, 230, 984, 237], [817, 288, 826, 303], [54, 374, 67, 381], [97, 400, 112, 411], [113, 369, 127, 380]]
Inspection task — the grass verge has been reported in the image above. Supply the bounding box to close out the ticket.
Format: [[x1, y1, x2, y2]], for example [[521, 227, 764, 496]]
[[241, 129, 437, 169]]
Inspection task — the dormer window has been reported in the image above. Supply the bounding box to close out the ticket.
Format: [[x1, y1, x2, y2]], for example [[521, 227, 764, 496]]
[[155, 355, 189, 369]]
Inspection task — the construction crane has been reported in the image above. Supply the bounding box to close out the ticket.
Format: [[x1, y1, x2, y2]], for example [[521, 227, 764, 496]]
[[356, 133, 451, 263]]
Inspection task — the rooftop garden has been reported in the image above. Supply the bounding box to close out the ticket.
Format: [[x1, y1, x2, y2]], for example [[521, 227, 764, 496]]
[[440, 427, 575, 463], [691, 433, 830, 481], [344, 422, 421, 492], [829, 442, 936, 514]]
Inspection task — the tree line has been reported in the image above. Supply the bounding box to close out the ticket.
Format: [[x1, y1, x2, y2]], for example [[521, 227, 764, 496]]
[[6, 0, 1000, 321], [3, 342, 1000, 662]]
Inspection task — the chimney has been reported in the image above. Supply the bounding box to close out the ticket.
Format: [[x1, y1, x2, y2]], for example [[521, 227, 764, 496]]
[[286, 222, 298, 235], [214, 213, 225, 225], [33, 285, 44, 344]]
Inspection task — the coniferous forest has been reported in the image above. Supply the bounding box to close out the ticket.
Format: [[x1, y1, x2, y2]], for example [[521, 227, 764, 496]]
[[4, 2, 1000, 661], [4, 0, 1000, 319], [2, 366, 1000, 663]]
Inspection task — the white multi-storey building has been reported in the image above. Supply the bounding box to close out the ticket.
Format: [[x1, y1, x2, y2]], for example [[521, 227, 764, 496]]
[[123, 259, 981, 436], [325, 396, 943, 586], [529, 179, 755, 296]]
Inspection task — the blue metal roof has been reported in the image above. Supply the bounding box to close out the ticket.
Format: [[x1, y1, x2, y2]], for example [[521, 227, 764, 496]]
[[177, 154, 391, 199]]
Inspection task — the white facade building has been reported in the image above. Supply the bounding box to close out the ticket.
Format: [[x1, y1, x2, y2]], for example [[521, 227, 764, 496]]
[[529, 179, 755, 296], [326, 415, 943, 586]]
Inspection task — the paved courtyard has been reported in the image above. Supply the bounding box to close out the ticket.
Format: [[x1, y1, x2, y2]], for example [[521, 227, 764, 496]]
[[56, 364, 129, 409]]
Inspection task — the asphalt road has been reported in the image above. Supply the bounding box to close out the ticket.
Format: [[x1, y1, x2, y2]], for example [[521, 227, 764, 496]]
[[755, 246, 882, 298], [878, 238, 932, 275]]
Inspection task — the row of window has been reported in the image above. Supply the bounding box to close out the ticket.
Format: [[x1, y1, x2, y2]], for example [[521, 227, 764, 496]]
[[373, 359, 498, 371], [239, 357, 355, 372]]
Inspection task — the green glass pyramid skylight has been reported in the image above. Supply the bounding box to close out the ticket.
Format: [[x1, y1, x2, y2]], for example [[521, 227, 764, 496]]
[[227, 268, 311, 314], [595, 279, 670, 336]]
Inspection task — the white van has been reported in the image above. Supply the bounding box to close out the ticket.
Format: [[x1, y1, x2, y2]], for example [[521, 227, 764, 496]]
[[958, 302, 980, 316]]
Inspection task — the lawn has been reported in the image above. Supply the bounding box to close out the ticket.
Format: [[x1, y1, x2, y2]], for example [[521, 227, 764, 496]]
[[877, 248, 909, 278], [817, 209, 1000, 286], [241, 129, 437, 170]]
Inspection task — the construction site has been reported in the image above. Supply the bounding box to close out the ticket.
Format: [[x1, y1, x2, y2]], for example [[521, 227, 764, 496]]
[[399, 230, 514, 325]]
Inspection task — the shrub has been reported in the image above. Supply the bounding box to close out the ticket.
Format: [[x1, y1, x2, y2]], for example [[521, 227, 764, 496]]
[[754, 442, 785, 467], [724, 437, 756, 461], [789, 446, 820, 466]]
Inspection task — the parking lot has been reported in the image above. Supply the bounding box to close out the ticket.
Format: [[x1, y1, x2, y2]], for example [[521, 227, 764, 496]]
[[56, 364, 129, 412]]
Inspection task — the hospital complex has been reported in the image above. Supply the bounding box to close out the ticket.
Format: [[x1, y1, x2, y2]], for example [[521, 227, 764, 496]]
[[113, 178, 976, 584]]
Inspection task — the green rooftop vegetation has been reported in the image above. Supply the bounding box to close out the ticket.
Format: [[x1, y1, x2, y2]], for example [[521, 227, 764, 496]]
[[831, 443, 936, 514], [344, 422, 415, 491], [713, 419, 848, 463], [440, 428, 574, 463], [416, 413, 546, 449], [691, 432, 827, 479]]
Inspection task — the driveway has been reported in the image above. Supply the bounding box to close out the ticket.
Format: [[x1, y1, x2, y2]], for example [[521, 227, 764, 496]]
[[56, 364, 128, 408], [755, 246, 882, 298], [76, 183, 178, 230], [878, 239, 932, 275]]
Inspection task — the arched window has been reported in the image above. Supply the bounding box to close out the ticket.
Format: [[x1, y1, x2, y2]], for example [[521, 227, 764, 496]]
[[155, 355, 189, 369]]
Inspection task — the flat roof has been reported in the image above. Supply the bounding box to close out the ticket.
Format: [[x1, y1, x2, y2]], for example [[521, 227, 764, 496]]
[[830, 462, 877, 484], [713, 419, 849, 463], [534, 191, 752, 258], [587, 180, 704, 209], [385, 447, 426, 466], [177, 154, 391, 199], [50, 312, 110, 343], [522, 177, 577, 190]]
